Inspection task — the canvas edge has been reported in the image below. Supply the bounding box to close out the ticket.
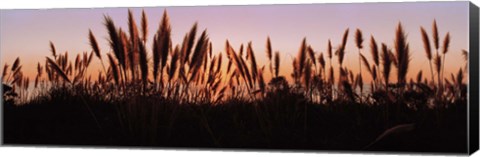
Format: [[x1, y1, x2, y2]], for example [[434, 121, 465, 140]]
[[468, 1, 479, 155], [0, 1, 476, 156]]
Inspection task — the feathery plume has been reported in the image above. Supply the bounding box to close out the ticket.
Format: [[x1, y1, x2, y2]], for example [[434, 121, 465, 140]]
[[128, 9, 140, 69], [37, 62, 43, 77], [141, 10, 148, 43], [442, 32, 450, 54], [355, 28, 364, 49], [341, 28, 349, 50], [11, 57, 20, 71], [394, 23, 410, 84], [274, 51, 280, 78], [239, 44, 244, 58], [296, 38, 308, 75], [266, 37, 273, 75], [420, 26, 436, 86], [266, 36, 272, 61], [440, 32, 450, 87], [432, 19, 439, 50], [416, 71, 423, 83], [336, 29, 349, 66], [153, 10, 172, 83], [49, 41, 57, 58], [370, 36, 379, 66], [104, 15, 122, 64], [307, 46, 317, 66], [327, 39, 332, 59], [88, 29, 101, 59], [158, 9, 172, 69], [189, 30, 209, 82], [185, 23, 198, 63], [119, 29, 130, 70], [420, 27, 432, 60], [247, 42, 258, 80], [381, 43, 392, 87], [462, 50, 468, 61], [318, 53, 325, 70]]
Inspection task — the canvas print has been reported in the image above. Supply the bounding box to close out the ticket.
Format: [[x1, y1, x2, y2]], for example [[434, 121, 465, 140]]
[[1, 1, 478, 154]]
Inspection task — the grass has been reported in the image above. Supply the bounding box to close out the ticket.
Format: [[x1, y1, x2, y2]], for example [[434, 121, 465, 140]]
[[2, 9, 469, 153]]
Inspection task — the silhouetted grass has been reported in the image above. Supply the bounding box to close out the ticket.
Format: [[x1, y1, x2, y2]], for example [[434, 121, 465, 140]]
[[3, 85, 467, 152], [1, 9, 469, 153]]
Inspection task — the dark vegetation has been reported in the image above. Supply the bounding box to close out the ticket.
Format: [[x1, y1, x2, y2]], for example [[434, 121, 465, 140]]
[[2, 10, 469, 153]]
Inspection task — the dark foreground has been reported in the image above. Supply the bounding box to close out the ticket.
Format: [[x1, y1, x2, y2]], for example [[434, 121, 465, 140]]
[[3, 88, 467, 154]]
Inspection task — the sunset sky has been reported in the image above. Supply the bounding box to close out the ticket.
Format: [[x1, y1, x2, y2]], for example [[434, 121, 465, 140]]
[[0, 1, 470, 83]]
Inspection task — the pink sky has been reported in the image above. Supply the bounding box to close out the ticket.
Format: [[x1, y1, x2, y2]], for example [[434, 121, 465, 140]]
[[0, 1, 470, 83]]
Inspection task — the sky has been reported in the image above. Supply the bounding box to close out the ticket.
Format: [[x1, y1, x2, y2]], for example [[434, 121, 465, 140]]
[[0, 1, 470, 83]]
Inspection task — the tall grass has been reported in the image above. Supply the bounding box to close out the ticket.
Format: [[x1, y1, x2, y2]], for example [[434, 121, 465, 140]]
[[1, 10, 468, 150]]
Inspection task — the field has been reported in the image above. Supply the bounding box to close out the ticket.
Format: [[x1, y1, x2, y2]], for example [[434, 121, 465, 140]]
[[2, 9, 469, 153]]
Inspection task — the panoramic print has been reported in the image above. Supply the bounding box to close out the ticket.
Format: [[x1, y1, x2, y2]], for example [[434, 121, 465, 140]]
[[1, 1, 472, 153]]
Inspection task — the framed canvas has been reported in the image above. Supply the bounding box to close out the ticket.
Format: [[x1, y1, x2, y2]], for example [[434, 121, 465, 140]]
[[1, 0, 479, 156]]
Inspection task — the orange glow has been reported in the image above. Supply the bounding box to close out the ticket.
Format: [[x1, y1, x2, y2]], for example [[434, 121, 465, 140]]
[[1, 2, 469, 85]]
